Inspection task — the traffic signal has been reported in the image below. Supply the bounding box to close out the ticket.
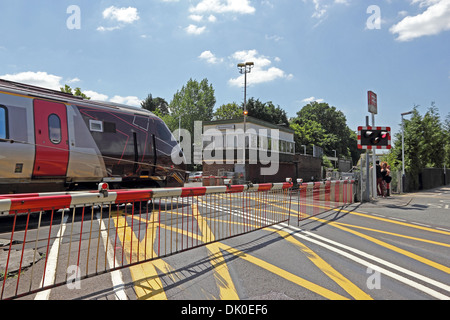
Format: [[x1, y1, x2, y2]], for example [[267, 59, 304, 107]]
[[357, 126, 391, 149], [243, 110, 249, 116]]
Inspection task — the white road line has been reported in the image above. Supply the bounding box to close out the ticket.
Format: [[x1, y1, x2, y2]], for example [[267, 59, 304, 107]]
[[191, 199, 450, 299], [411, 222, 432, 227], [276, 222, 450, 299], [389, 217, 406, 222], [35, 213, 127, 300], [35, 215, 68, 300], [97, 213, 128, 300]]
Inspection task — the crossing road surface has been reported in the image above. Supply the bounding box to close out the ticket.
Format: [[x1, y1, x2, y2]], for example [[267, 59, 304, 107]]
[[1, 184, 449, 302]]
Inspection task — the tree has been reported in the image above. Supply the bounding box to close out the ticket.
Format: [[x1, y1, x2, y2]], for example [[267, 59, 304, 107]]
[[289, 101, 361, 164], [141, 94, 169, 116], [444, 113, 450, 167], [60, 84, 90, 99], [213, 102, 242, 120], [245, 98, 289, 125], [169, 78, 215, 134], [386, 104, 448, 173]]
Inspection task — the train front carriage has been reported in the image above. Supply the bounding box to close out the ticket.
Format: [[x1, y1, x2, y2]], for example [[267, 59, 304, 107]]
[[0, 79, 186, 194]]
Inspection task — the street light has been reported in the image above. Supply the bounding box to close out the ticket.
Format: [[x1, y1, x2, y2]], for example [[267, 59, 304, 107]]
[[401, 110, 413, 193], [237, 62, 254, 182], [332, 150, 337, 168]]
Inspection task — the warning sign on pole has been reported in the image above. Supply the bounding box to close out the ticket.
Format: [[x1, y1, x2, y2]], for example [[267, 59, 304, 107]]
[[368, 91, 377, 114]]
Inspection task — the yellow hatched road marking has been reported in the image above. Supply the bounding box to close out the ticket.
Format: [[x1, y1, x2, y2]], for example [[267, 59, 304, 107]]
[[216, 242, 349, 300], [310, 216, 450, 274], [333, 221, 450, 248], [267, 227, 373, 300], [114, 213, 169, 300], [292, 202, 450, 236], [193, 203, 240, 300]]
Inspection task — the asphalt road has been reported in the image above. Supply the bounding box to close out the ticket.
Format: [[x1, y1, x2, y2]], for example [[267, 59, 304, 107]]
[[1, 184, 449, 304]]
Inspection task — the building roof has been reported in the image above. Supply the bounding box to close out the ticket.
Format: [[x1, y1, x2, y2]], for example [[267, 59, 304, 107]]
[[203, 116, 295, 134]]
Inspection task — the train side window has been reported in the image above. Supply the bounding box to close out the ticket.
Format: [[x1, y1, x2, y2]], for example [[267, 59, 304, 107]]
[[48, 114, 62, 144], [0, 106, 8, 140], [89, 119, 103, 132]]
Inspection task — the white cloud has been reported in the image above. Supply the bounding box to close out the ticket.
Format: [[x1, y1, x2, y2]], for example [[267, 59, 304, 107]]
[[67, 77, 81, 84], [189, 14, 204, 22], [102, 6, 140, 24], [199, 50, 224, 64], [110, 95, 142, 107], [265, 34, 283, 42], [84, 90, 109, 101], [0, 71, 63, 90], [228, 50, 293, 87], [97, 26, 121, 32], [306, 0, 349, 20], [0, 71, 142, 108], [98, 6, 140, 31], [185, 24, 206, 35], [302, 96, 324, 103], [390, 0, 450, 41], [189, 0, 256, 14]]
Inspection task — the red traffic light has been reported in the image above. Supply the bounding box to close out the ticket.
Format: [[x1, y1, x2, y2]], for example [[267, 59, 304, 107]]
[[357, 126, 391, 150]]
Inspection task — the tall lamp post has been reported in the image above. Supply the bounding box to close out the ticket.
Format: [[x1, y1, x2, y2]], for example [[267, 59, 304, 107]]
[[401, 111, 413, 193], [237, 62, 254, 182]]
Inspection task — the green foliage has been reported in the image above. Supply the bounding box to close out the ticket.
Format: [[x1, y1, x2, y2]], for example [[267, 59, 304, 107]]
[[387, 104, 449, 176], [245, 98, 289, 125], [213, 102, 242, 120], [141, 94, 169, 116], [60, 84, 90, 99], [169, 78, 215, 134], [289, 101, 361, 164], [322, 155, 334, 169]]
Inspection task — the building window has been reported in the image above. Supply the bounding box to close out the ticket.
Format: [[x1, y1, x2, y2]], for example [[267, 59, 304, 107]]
[[48, 114, 62, 144], [0, 106, 7, 140]]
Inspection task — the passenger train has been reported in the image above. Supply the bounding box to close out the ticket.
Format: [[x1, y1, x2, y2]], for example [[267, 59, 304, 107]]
[[0, 79, 186, 194]]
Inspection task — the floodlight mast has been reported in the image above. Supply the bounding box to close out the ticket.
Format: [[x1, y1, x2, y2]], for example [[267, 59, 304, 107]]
[[237, 62, 254, 182]]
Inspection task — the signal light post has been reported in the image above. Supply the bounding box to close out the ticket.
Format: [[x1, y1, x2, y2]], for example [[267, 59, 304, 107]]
[[358, 125, 391, 199], [358, 127, 392, 150]]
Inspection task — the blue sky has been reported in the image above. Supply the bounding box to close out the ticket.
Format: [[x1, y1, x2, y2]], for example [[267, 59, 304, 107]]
[[0, 0, 449, 142]]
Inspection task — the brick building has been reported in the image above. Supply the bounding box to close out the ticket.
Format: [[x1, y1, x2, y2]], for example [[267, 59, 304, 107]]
[[202, 117, 321, 184]]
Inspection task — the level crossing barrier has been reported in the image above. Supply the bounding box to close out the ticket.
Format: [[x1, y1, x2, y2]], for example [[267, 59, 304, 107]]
[[294, 179, 355, 223], [0, 182, 292, 300]]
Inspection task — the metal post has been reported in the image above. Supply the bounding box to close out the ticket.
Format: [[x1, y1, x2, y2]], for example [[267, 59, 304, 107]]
[[372, 113, 377, 198], [365, 116, 370, 202], [402, 117, 405, 193], [243, 69, 247, 182], [401, 111, 413, 194], [237, 62, 254, 183]]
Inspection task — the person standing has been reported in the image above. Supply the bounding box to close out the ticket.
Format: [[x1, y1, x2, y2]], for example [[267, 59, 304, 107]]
[[376, 161, 383, 196], [380, 162, 389, 197], [384, 164, 392, 196]]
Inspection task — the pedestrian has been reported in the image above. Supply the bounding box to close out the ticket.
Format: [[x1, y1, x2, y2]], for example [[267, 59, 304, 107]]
[[384, 164, 392, 197], [376, 161, 383, 196], [380, 162, 389, 197]]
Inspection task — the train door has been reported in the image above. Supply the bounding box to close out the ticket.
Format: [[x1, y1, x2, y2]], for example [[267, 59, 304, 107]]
[[32, 99, 69, 177]]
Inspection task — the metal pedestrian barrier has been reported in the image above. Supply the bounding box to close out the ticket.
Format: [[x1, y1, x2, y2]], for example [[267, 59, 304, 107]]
[[0, 182, 292, 300], [294, 180, 355, 223]]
